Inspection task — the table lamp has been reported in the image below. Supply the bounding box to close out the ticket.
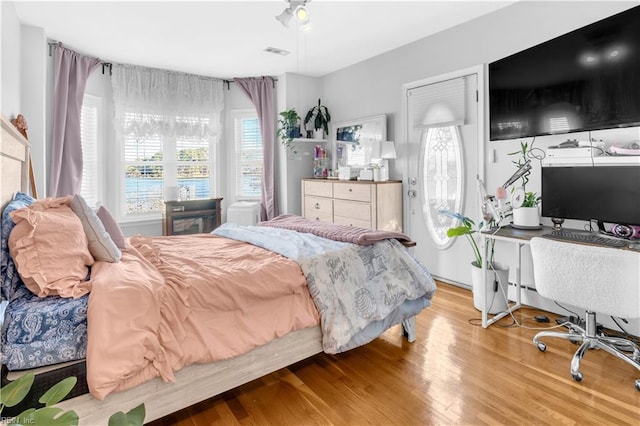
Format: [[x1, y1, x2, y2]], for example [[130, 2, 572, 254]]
[[380, 141, 397, 181]]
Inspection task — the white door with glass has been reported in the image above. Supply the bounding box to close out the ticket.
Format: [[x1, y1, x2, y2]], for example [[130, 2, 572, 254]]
[[404, 69, 481, 285]]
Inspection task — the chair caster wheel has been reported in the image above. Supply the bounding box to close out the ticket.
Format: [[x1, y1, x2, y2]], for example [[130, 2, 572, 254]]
[[635, 380, 640, 392], [536, 342, 546, 352], [572, 372, 583, 382]]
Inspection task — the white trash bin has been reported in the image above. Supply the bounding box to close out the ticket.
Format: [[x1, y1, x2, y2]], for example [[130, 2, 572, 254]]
[[227, 202, 260, 226]]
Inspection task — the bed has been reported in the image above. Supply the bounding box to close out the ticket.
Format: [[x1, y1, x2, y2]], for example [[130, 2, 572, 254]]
[[1, 113, 435, 424]]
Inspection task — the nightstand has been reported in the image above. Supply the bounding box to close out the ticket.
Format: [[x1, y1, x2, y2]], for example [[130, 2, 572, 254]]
[[163, 198, 223, 236]]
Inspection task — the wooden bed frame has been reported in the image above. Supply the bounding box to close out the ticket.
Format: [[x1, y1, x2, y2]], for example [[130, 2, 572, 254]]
[[1, 113, 324, 424]]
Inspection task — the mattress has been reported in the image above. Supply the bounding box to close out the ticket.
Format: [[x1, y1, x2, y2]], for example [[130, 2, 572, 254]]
[[1, 284, 88, 370]]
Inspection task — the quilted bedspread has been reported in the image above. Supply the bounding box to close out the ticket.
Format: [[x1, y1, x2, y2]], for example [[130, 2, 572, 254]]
[[213, 224, 437, 353]]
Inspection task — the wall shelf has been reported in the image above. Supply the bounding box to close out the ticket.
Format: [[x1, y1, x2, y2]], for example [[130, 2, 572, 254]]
[[292, 138, 328, 143], [542, 155, 640, 167]]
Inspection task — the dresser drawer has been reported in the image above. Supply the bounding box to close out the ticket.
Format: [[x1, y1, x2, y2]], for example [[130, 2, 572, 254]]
[[306, 211, 333, 223], [333, 200, 371, 222], [333, 182, 371, 202], [333, 215, 372, 229], [304, 195, 333, 217], [304, 180, 333, 198]]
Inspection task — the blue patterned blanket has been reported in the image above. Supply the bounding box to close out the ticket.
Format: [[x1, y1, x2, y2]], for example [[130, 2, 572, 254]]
[[1, 284, 88, 370], [213, 224, 436, 353]]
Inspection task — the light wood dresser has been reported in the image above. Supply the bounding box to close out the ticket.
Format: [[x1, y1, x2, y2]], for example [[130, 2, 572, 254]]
[[301, 178, 403, 231]]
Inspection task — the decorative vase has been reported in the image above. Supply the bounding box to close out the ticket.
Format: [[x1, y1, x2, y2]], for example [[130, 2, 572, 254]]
[[470, 261, 509, 314], [512, 206, 539, 228], [314, 129, 325, 140]]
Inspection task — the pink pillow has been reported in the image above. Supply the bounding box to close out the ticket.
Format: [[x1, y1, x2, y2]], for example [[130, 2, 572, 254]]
[[8, 196, 94, 298], [96, 206, 126, 249]]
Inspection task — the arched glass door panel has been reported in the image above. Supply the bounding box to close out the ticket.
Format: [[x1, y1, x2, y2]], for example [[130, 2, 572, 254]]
[[419, 126, 464, 249]]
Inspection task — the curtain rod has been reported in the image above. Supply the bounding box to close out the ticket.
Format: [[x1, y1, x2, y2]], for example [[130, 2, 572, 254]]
[[223, 77, 278, 90], [48, 41, 278, 86], [48, 41, 112, 75]]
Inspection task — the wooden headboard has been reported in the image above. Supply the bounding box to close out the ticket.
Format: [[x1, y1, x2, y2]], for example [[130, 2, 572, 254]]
[[0, 114, 31, 212]]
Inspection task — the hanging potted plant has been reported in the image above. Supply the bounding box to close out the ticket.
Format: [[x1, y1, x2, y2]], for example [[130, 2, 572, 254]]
[[276, 109, 301, 151], [304, 98, 331, 140], [439, 211, 509, 314], [508, 141, 541, 228]]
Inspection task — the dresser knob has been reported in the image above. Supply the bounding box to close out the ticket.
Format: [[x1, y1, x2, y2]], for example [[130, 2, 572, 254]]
[[314, 203, 320, 209], [348, 188, 352, 192]]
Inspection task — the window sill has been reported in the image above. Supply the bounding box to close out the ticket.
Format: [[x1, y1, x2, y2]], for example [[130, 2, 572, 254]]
[[117, 214, 163, 225]]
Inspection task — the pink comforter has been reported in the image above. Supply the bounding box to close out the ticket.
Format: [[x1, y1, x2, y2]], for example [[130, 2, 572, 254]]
[[86, 235, 320, 400]]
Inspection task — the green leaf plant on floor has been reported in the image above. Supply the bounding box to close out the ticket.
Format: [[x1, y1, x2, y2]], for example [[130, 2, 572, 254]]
[[0, 372, 145, 426]]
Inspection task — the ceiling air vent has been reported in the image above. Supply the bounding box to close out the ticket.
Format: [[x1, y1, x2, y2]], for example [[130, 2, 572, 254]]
[[264, 47, 290, 56]]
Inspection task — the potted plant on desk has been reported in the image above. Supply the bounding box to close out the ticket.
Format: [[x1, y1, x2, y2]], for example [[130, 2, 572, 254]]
[[508, 141, 541, 228], [440, 211, 509, 314]]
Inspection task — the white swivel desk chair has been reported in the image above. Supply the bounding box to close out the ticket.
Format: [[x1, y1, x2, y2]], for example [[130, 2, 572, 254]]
[[529, 237, 640, 391]]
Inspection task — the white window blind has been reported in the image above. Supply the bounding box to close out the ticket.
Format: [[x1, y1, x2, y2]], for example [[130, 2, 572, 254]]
[[408, 77, 467, 129], [123, 112, 165, 214], [80, 95, 100, 207], [234, 113, 262, 199]]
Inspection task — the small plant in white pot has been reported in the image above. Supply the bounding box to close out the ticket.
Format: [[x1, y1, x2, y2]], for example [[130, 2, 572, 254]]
[[508, 141, 541, 228], [440, 211, 509, 314]]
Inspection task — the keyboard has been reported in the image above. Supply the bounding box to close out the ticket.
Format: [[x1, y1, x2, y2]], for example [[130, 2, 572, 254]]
[[543, 230, 628, 248]]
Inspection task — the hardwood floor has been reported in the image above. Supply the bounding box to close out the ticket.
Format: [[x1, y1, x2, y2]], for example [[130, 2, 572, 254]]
[[148, 282, 640, 425]]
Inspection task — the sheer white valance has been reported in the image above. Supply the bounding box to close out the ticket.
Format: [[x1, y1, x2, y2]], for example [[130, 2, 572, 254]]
[[112, 64, 224, 138]]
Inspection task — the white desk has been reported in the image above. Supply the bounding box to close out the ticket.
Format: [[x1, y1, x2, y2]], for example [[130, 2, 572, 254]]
[[480, 225, 554, 328]]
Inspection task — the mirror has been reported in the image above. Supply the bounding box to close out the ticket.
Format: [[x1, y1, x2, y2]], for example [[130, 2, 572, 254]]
[[334, 114, 386, 168]]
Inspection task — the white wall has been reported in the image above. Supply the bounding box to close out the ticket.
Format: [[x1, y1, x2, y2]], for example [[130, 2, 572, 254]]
[[20, 25, 47, 198], [1, 1, 22, 117], [1, 3, 47, 198], [277, 72, 324, 216]]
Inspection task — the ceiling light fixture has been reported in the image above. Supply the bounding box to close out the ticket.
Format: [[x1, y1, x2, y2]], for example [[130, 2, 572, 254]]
[[276, 0, 312, 28], [294, 5, 309, 25], [275, 8, 293, 28]]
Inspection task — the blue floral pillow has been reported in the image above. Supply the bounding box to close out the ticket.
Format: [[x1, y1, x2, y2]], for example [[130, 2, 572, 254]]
[[1, 192, 35, 301]]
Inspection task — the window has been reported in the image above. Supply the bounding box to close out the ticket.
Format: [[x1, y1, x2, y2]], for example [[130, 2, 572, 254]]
[[122, 113, 215, 215], [421, 126, 464, 249], [112, 64, 224, 219], [234, 112, 262, 199], [80, 95, 100, 207]]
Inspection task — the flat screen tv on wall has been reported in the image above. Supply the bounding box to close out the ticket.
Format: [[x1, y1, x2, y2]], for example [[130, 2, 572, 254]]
[[489, 5, 640, 141]]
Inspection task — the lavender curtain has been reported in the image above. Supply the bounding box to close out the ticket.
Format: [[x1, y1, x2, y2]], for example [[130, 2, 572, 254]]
[[49, 44, 101, 197], [235, 77, 278, 220]]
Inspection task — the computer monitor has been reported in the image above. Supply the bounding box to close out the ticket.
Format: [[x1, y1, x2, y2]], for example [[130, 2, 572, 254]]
[[541, 166, 640, 226]]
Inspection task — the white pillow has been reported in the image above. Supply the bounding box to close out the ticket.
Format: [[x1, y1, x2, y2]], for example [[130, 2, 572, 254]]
[[70, 194, 121, 263]]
